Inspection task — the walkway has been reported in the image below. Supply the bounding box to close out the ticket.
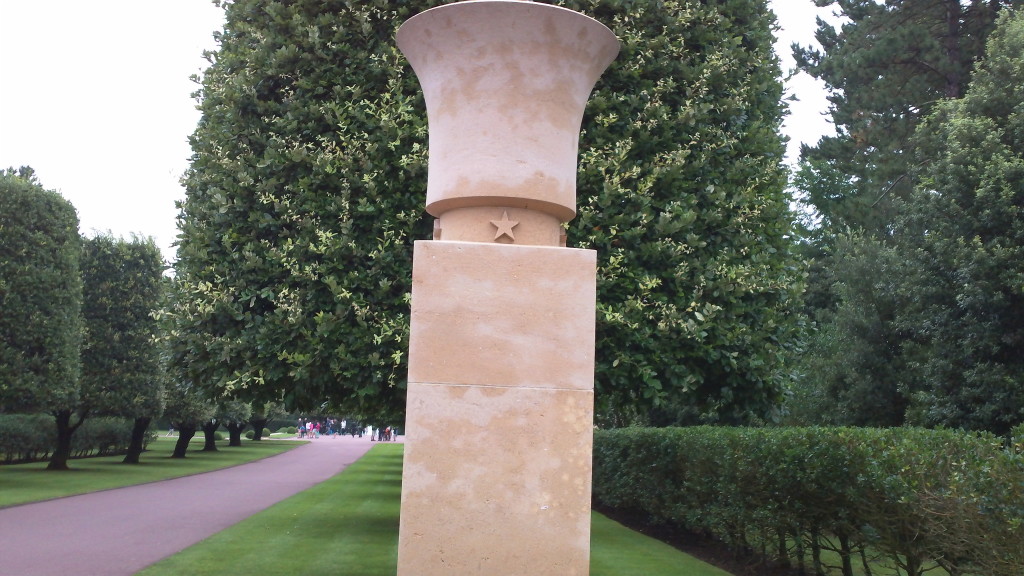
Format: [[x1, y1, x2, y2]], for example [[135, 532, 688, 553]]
[[0, 436, 382, 576]]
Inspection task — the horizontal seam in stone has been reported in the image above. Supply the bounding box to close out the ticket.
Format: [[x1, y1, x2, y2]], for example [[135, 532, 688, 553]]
[[409, 381, 592, 392]]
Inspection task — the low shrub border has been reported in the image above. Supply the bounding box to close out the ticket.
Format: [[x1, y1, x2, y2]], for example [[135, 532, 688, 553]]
[[0, 414, 155, 464], [593, 426, 1024, 576]]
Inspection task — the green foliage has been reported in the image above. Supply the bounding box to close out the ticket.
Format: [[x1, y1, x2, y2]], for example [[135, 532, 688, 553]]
[[173, 0, 801, 423], [790, 2, 1023, 432], [251, 401, 286, 424], [565, 0, 801, 424], [794, 0, 1008, 235], [163, 379, 216, 431], [139, 444, 724, 576], [217, 399, 251, 426], [893, 8, 1024, 435], [0, 414, 151, 464], [80, 234, 167, 421], [172, 0, 433, 414], [787, 234, 911, 427], [0, 168, 83, 414], [593, 426, 1024, 576], [0, 414, 53, 463]]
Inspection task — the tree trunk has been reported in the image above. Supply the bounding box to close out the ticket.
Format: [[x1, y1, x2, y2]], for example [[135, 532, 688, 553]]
[[122, 416, 152, 464], [171, 423, 196, 458], [777, 527, 791, 568], [811, 530, 824, 576], [905, 554, 924, 576], [796, 529, 807, 576], [225, 422, 246, 446], [838, 532, 854, 576], [944, 0, 964, 98], [250, 417, 268, 441], [47, 410, 84, 471], [860, 546, 873, 576], [201, 420, 219, 451]]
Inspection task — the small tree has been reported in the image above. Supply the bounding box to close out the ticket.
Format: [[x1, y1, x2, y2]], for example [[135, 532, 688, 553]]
[[165, 381, 215, 459], [249, 400, 286, 441], [219, 399, 252, 446], [0, 168, 84, 470], [80, 234, 167, 464]]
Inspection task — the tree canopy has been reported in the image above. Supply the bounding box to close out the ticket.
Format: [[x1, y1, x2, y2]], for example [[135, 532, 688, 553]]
[[568, 0, 801, 424], [795, 0, 1009, 236], [80, 234, 167, 462], [172, 0, 803, 424], [80, 235, 166, 420], [0, 168, 83, 417], [788, 4, 1024, 435], [895, 7, 1024, 434]]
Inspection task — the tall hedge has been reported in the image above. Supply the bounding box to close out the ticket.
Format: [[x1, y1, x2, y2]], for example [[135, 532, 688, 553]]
[[593, 426, 1024, 576], [173, 0, 800, 422], [0, 169, 83, 415], [0, 414, 151, 464]]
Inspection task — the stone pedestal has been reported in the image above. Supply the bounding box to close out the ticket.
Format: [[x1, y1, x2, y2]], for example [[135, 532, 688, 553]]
[[395, 1, 616, 574], [398, 240, 595, 575]]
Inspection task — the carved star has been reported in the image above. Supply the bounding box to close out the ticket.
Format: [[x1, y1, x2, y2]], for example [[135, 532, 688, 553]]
[[490, 210, 519, 241]]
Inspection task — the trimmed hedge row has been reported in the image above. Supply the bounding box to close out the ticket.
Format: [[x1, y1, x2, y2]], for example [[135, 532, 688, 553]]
[[0, 414, 153, 464], [593, 426, 1024, 576]]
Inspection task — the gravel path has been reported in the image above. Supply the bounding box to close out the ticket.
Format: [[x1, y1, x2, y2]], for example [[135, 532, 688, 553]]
[[0, 436, 381, 576]]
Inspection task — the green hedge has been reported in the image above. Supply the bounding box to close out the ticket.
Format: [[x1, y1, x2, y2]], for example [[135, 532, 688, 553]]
[[0, 414, 153, 464], [593, 426, 1024, 576]]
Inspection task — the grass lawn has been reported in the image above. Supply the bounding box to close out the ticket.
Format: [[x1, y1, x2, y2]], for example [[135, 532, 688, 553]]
[[0, 437, 301, 508], [140, 443, 733, 576]]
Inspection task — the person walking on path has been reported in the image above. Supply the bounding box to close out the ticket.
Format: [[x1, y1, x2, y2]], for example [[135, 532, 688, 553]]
[[0, 436, 376, 576]]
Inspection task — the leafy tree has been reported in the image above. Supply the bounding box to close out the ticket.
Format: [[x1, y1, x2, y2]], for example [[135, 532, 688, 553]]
[[165, 380, 216, 459], [790, 0, 1016, 426], [789, 234, 911, 427], [895, 7, 1024, 435], [795, 0, 1010, 236], [249, 400, 286, 441], [79, 234, 167, 464], [568, 0, 800, 424], [219, 399, 252, 446], [173, 0, 802, 424], [0, 168, 84, 470], [171, 0, 430, 416]]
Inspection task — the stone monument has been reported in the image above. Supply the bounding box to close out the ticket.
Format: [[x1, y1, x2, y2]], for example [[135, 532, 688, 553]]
[[396, 1, 618, 574]]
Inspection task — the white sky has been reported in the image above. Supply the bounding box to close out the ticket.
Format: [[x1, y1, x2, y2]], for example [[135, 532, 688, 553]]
[[0, 0, 835, 264]]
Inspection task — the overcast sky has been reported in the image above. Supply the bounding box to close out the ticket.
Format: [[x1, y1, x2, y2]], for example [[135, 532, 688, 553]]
[[0, 0, 835, 264]]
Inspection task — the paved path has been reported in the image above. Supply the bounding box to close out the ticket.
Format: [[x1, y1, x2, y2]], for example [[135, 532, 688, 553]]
[[0, 436, 384, 576]]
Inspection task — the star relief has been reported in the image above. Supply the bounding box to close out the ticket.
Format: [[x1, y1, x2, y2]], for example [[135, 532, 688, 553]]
[[490, 210, 519, 241]]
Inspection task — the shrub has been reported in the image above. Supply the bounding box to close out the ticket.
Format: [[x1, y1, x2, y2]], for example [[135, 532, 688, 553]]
[[0, 414, 54, 463], [0, 414, 137, 463], [74, 417, 133, 457], [593, 426, 1024, 576]]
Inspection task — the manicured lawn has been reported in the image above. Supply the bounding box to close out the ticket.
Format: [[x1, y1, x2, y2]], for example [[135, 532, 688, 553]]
[[591, 513, 733, 575], [140, 443, 733, 576], [0, 437, 301, 508]]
